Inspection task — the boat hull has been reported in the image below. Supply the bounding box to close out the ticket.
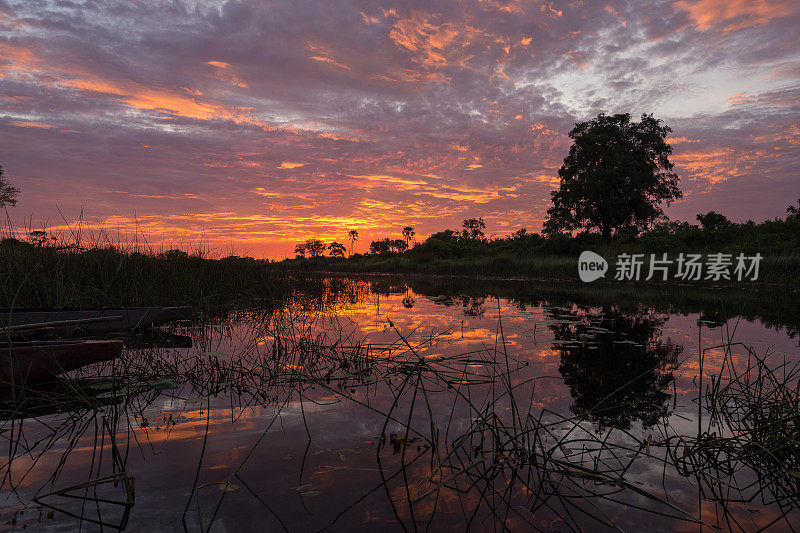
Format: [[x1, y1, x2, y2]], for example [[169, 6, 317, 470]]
[[0, 340, 124, 385], [1, 307, 192, 334]]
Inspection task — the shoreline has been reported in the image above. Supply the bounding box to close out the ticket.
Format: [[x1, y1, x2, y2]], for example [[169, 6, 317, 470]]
[[276, 255, 800, 289]]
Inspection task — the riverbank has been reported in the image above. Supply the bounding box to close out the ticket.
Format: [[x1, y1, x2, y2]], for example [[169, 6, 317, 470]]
[[3, 236, 797, 315], [279, 253, 800, 286]]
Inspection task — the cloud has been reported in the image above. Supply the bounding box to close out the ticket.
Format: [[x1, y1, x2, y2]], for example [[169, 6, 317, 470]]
[[674, 0, 798, 32], [0, 0, 798, 257]]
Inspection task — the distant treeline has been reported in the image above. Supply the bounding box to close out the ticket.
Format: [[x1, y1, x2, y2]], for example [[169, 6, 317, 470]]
[[2, 201, 798, 310], [291, 204, 800, 263]]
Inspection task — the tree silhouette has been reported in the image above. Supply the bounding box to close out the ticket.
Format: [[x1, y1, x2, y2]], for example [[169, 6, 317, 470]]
[[0, 165, 19, 208], [462, 217, 486, 240], [294, 242, 307, 258], [328, 241, 346, 257], [369, 238, 407, 255], [544, 113, 681, 241], [304, 238, 326, 258], [402, 226, 415, 247], [787, 199, 800, 220], [28, 230, 55, 247], [696, 211, 730, 230], [348, 229, 359, 256]]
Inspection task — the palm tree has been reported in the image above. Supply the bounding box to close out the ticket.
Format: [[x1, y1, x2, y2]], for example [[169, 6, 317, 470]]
[[348, 229, 359, 256], [402, 226, 415, 248]]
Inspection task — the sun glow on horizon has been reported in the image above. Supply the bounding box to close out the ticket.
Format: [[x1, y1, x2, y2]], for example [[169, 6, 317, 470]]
[[0, 0, 797, 257]]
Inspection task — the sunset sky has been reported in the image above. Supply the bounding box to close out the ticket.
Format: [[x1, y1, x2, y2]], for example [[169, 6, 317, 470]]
[[1, 0, 798, 258]]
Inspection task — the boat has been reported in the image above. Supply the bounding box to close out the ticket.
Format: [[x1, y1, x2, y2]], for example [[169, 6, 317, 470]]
[[0, 306, 192, 334], [0, 340, 124, 385]]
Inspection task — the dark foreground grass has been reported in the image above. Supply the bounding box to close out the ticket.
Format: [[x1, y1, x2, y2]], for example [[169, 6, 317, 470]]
[[0, 239, 316, 316]]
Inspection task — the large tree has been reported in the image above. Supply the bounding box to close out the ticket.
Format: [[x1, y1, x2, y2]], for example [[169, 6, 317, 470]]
[[0, 165, 19, 208], [543, 113, 681, 241], [304, 238, 326, 258], [462, 217, 486, 240], [294, 238, 326, 258], [328, 241, 346, 257]]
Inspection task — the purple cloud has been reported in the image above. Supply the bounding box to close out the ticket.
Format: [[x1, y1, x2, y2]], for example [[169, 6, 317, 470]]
[[1, 0, 798, 257]]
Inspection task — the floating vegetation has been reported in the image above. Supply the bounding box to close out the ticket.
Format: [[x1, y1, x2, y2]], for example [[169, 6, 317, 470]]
[[0, 282, 797, 530], [669, 341, 800, 525]]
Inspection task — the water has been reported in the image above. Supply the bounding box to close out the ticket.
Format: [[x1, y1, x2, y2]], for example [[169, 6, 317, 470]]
[[1, 277, 798, 531]]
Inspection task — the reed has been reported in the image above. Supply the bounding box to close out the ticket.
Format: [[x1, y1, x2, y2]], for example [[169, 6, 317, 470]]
[[0, 275, 798, 530]]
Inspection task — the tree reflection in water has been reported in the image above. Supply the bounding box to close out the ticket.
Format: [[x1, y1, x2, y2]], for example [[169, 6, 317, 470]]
[[3, 280, 798, 531], [547, 305, 682, 431]]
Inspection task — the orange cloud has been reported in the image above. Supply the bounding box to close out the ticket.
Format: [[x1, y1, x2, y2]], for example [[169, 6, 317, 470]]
[[389, 15, 452, 67], [666, 136, 700, 144], [388, 12, 488, 75], [530, 123, 560, 136], [349, 174, 429, 188], [0, 43, 256, 122], [674, 0, 797, 32], [672, 148, 746, 185], [308, 42, 353, 71], [278, 161, 305, 169], [542, 2, 563, 17], [6, 120, 55, 129], [359, 12, 379, 24], [310, 55, 352, 71], [64, 78, 225, 120], [0, 41, 41, 78], [206, 60, 248, 88]]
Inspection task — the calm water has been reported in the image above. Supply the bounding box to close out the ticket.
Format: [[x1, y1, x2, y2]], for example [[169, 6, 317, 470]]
[[1, 277, 798, 531]]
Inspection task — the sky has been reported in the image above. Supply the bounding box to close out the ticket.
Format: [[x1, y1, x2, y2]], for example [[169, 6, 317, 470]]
[[1, 0, 798, 258]]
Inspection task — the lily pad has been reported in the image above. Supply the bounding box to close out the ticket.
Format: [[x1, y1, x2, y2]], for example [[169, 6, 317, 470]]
[[150, 378, 180, 390]]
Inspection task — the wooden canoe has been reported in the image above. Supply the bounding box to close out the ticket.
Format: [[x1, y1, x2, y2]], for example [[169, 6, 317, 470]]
[[0, 340, 123, 385], [0, 306, 192, 334]]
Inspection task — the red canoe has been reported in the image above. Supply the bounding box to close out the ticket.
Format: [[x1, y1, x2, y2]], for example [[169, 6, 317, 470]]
[[0, 340, 123, 385]]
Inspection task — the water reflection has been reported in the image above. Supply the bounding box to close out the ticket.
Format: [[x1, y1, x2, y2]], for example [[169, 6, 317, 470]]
[[428, 294, 487, 317], [546, 305, 681, 431], [0, 277, 798, 531]]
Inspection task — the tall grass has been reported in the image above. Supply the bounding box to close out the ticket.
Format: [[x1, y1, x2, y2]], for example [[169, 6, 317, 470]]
[[0, 224, 311, 314], [675, 340, 800, 518]]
